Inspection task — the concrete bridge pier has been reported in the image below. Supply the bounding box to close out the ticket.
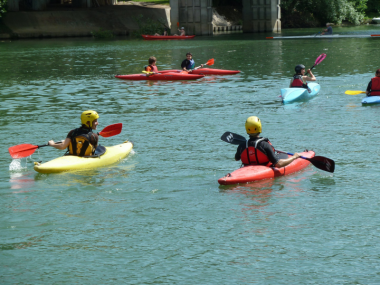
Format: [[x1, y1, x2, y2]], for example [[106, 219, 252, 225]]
[[243, 0, 281, 32], [170, 0, 213, 36]]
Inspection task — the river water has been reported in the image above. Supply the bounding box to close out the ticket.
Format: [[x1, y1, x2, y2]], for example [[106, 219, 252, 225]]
[[1, 25, 380, 283]]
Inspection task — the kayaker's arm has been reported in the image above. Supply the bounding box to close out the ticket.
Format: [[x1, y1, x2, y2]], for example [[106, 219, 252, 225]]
[[275, 153, 301, 168], [304, 69, 316, 81], [48, 138, 70, 150], [366, 81, 372, 95]]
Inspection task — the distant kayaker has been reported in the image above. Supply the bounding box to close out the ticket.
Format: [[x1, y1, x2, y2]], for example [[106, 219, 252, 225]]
[[145, 56, 159, 74], [235, 116, 300, 168], [154, 28, 168, 36], [48, 110, 99, 157], [174, 27, 186, 36], [321, 23, 333, 35], [366, 69, 380, 96], [181, 52, 203, 71], [289, 64, 316, 89]]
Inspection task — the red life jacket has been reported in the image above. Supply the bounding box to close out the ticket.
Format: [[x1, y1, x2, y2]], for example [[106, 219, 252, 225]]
[[370, 77, 380, 96], [291, 75, 308, 89], [240, 138, 274, 166], [145, 65, 158, 73]]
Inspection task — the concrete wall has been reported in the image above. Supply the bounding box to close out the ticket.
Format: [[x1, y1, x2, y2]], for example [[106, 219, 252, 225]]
[[1, 6, 170, 38], [242, 0, 281, 32], [170, 0, 213, 36]]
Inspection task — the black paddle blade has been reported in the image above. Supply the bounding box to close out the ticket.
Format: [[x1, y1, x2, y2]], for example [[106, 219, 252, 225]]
[[309, 156, 335, 173], [221, 132, 246, 145]]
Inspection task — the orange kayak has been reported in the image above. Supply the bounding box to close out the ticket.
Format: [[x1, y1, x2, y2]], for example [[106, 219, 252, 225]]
[[159, 68, 241, 75], [115, 72, 204, 81], [218, 151, 315, 185]]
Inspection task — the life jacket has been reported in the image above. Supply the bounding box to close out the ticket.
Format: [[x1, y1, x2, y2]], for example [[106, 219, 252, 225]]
[[144, 65, 158, 73], [240, 138, 274, 166], [291, 75, 308, 89], [186, 59, 195, 70], [68, 127, 97, 157], [369, 77, 380, 96]]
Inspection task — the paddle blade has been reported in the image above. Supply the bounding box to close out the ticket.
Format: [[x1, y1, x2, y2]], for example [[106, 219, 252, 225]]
[[314, 53, 326, 66], [221, 132, 246, 145], [99, 123, 122, 137], [206, 58, 214, 66], [309, 156, 335, 173], [345, 90, 366, 95], [8, 144, 38, 159]]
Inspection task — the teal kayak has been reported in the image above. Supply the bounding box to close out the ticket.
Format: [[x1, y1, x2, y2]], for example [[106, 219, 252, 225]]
[[281, 82, 320, 104], [362, 96, 380, 105]]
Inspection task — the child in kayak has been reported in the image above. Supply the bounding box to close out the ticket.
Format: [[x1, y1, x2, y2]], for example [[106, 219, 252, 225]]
[[181, 52, 203, 72], [145, 56, 159, 74], [366, 69, 380, 96], [235, 116, 300, 168], [48, 110, 100, 157], [289, 64, 316, 89], [154, 28, 168, 36]]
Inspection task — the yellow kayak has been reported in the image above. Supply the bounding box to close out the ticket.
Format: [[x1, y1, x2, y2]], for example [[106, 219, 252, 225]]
[[34, 141, 133, 174]]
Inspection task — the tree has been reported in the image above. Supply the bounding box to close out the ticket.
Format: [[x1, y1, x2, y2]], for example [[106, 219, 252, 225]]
[[0, 0, 6, 18], [281, 0, 366, 27]]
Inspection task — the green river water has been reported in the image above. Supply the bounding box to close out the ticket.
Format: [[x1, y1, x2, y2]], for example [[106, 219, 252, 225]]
[[1, 25, 380, 283]]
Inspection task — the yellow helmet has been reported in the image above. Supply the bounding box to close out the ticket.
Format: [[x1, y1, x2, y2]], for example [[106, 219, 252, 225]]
[[81, 110, 99, 128], [245, 116, 262, 135]]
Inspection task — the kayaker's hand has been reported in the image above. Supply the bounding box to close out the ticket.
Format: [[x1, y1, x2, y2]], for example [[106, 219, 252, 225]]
[[293, 153, 301, 159], [48, 140, 54, 146], [201, 64, 204, 67], [306, 69, 311, 74]]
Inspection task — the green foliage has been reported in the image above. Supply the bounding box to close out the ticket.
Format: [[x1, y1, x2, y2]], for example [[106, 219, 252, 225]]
[[91, 29, 114, 39], [281, 0, 367, 26], [132, 14, 168, 37], [366, 0, 380, 14], [0, 0, 7, 18]]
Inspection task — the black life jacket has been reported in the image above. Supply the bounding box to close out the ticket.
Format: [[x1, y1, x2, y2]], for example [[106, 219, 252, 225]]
[[240, 138, 274, 166], [369, 77, 380, 96], [291, 75, 308, 89], [68, 127, 97, 157]]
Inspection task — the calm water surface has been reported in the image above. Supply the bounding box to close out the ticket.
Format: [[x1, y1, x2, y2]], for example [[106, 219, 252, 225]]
[[1, 26, 380, 283]]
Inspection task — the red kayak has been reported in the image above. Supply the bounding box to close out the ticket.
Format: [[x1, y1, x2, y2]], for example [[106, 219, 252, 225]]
[[218, 151, 315, 185], [159, 68, 240, 75], [142, 35, 196, 40], [115, 72, 204, 81]]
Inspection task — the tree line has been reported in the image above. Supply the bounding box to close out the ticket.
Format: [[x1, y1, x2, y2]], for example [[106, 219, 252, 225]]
[[213, 0, 380, 27]]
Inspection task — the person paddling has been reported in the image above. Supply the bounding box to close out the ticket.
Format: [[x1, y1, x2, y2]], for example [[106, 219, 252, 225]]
[[289, 64, 316, 89], [235, 116, 300, 168], [174, 27, 186, 36], [48, 110, 100, 157], [321, 23, 333, 35], [144, 56, 159, 74], [366, 69, 380, 96], [181, 52, 203, 72]]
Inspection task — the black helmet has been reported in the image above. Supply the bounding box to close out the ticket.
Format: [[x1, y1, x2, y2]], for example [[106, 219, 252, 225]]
[[295, 64, 305, 73]]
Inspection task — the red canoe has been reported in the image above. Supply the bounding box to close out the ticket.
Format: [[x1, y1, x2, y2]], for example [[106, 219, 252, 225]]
[[142, 35, 196, 40], [218, 151, 315, 185], [159, 68, 241, 75], [115, 72, 204, 81]]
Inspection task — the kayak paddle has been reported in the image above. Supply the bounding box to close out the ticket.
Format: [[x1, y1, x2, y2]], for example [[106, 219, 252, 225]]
[[307, 53, 326, 74], [194, 58, 214, 70], [345, 90, 366, 95], [220, 131, 335, 173], [8, 123, 123, 159]]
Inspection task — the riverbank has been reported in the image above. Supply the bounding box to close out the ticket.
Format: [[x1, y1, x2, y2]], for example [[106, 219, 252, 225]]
[[0, 4, 170, 39]]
